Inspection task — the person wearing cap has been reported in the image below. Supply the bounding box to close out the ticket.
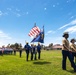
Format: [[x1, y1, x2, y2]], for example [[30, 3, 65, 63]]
[[33, 44, 37, 60], [70, 39, 76, 63], [37, 42, 41, 59], [62, 32, 76, 72], [24, 42, 31, 61], [30, 44, 34, 60], [30, 44, 37, 60]]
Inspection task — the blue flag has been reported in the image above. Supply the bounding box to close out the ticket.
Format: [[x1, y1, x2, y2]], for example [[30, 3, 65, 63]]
[[31, 26, 44, 43]]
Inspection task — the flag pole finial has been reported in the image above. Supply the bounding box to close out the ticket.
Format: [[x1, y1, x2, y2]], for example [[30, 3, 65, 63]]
[[34, 23, 36, 26]]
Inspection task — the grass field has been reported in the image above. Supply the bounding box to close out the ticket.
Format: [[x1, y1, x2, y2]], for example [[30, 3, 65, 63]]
[[0, 50, 76, 75]]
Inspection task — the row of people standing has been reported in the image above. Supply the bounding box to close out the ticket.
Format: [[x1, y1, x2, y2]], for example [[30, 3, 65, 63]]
[[62, 32, 76, 72], [13, 43, 22, 57], [24, 42, 41, 61], [0, 42, 41, 61]]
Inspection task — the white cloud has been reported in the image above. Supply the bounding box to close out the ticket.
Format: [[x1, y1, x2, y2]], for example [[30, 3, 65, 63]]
[[47, 30, 53, 33], [70, 16, 74, 19], [22, 12, 29, 15], [64, 25, 76, 33], [59, 24, 69, 30], [7, 8, 22, 17], [59, 19, 76, 30], [45, 30, 55, 36], [53, 5, 56, 7], [16, 13, 21, 17], [4, 12, 8, 15], [16, 8, 20, 12], [0, 11, 3, 16], [52, 37, 62, 44], [45, 33, 49, 36], [26, 12, 29, 15], [70, 19, 76, 24], [44, 37, 62, 46], [0, 30, 12, 39], [44, 8, 47, 10], [0, 11, 8, 16], [1, 8, 29, 17], [0, 30, 12, 47]]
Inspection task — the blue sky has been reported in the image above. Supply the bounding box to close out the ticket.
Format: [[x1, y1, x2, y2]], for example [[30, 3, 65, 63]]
[[0, 0, 76, 46]]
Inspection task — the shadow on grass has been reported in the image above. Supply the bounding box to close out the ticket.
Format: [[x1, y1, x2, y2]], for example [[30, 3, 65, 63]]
[[66, 70, 76, 73], [0, 71, 11, 75], [33, 61, 51, 65]]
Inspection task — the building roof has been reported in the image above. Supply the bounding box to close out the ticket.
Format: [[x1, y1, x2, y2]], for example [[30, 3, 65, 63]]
[[53, 44, 62, 49]]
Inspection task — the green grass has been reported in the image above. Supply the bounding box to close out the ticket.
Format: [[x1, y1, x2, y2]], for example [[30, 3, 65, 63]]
[[0, 50, 76, 75]]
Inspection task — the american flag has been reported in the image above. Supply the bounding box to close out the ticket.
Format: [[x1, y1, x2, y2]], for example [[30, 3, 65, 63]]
[[28, 25, 40, 38]]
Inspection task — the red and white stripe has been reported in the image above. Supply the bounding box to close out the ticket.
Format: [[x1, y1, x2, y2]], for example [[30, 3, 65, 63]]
[[28, 26, 40, 38]]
